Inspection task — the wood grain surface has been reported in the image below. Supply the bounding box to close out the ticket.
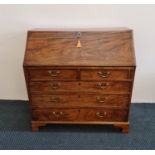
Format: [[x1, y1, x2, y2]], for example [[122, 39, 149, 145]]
[[23, 28, 136, 133], [24, 29, 136, 66]]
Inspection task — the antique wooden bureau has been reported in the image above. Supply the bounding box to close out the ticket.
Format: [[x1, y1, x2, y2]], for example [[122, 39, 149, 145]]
[[23, 28, 136, 133]]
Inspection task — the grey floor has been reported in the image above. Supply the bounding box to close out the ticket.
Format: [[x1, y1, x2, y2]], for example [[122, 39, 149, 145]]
[[0, 100, 155, 149]]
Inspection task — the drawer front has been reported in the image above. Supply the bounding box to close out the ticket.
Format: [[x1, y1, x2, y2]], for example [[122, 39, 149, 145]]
[[32, 108, 128, 122], [29, 69, 77, 81], [81, 69, 129, 80], [80, 108, 128, 122], [32, 109, 80, 121], [29, 81, 131, 93], [31, 94, 129, 108]]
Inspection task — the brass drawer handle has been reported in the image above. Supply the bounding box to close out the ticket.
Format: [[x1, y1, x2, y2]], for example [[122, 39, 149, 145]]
[[97, 82, 109, 89], [50, 96, 60, 103], [96, 97, 105, 103], [50, 83, 60, 89], [48, 70, 60, 77], [98, 71, 110, 78], [52, 111, 64, 117], [96, 112, 107, 118]]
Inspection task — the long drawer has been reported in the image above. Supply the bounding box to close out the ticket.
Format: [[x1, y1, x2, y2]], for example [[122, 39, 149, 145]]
[[29, 81, 132, 93], [32, 108, 128, 122], [31, 94, 130, 108]]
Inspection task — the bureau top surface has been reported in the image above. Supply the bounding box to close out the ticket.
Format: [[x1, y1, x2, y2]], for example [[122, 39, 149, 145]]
[[24, 28, 136, 67]]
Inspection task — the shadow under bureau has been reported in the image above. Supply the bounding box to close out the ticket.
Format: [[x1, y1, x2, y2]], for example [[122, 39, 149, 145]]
[[23, 28, 136, 133]]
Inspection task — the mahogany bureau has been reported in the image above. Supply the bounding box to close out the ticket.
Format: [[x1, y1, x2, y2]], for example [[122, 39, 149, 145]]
[[23, 28, 136, 133]]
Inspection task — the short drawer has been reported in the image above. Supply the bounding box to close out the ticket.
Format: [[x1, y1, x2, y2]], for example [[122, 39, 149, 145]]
[[80, 108, 128, 122], [80, 69, 130, 81], [29, 81, 132, 93], [29, 69, 77, 81], [32, 109, 80, 121], [31, 94, 130, 108]]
